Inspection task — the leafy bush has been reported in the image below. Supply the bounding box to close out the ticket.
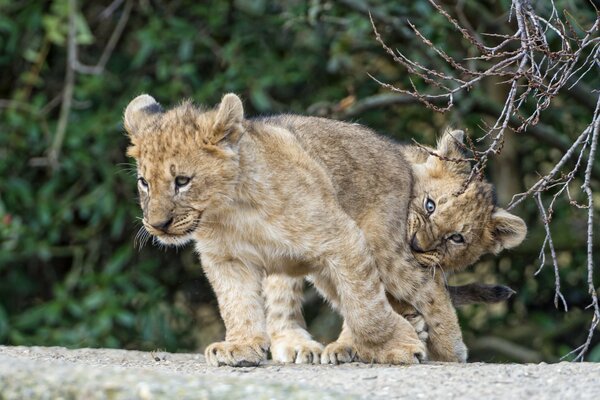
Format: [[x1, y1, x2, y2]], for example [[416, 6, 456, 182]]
[[0, 0, 597, 360]]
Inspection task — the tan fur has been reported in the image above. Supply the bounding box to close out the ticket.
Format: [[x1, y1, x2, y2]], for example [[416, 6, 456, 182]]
[[125, 93, 431, 366], [125, 94, 526, 365], [266, 129, 527, 364], [406, 129, 527, 272]]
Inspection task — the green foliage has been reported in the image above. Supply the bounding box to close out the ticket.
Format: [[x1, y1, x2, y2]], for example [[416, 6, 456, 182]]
[[0, 0, 598, 360]]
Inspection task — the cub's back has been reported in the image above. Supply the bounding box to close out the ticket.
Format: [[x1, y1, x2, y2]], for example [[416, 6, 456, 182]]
[[256, 115, 412, 228]]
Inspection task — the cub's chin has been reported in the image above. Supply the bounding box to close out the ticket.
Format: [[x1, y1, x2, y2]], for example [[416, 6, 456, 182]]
[[153, 233, 195, 247]]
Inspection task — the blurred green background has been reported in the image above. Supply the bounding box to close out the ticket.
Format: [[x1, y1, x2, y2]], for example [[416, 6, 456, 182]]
[[1, 0, 598, 362]]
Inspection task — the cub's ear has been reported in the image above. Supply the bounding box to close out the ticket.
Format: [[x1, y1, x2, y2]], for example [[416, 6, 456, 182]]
[[490, 208, 527, 254], [436, 128, 466, 159], [211, 93, 244, 144], [427, 128, 470, 174], [124, 94, 163, 136]]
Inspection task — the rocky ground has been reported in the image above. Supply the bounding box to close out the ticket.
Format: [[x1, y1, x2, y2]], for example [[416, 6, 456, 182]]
[[0, 345, 599, 399]]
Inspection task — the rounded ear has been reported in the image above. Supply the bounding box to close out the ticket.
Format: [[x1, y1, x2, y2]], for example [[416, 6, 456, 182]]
[[211, 93, 244, 144], [490, 208, 527, 254], [124, 94, 163, 136], [427, 128, 470, 175], [436, 128, 466, 159]]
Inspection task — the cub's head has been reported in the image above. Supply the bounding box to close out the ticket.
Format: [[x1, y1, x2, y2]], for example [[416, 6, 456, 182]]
[[124, 93, 245, 246], [406, 129, 527, 272]]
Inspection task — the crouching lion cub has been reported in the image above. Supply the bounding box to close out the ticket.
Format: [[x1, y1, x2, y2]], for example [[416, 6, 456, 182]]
[[265, 129, 526, 364], [124, 93, 524, 366]]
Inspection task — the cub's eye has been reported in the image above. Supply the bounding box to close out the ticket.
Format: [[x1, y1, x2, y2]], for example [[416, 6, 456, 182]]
[[138, 177, 148, 189], [449, 234, 464, 243], [175, 176, 191, 187], [424, 198, 436, 214]]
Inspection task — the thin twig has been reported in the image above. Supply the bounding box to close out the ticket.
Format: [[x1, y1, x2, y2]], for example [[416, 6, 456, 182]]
[[74, 0, 133, 75], [46, 0, 77, 170]]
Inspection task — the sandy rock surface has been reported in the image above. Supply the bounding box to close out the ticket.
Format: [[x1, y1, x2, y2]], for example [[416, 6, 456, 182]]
[[0, 345, 599, 399]]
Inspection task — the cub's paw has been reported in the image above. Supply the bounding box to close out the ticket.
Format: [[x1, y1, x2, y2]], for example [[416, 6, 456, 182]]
[[320, 341, 357, 365], [204, 337, 268, 367], [356, 341, 426, 365], [355, 320, 427, 365], [271, 334, 324, 364], [403, 312, 429, 344]]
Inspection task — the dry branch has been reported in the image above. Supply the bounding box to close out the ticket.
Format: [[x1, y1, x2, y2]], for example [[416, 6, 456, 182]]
[[31, 0, 132, 169], [370, 0, 600, 360]]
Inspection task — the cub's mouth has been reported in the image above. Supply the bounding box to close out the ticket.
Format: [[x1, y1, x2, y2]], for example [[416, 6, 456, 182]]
[[409, 231, 441, 267], [144, 211, 203, 244], [413, 251, 441, 268]]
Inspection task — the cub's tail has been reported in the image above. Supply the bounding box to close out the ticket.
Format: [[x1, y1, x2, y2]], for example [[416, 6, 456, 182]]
[[449, 283, 516, 307]]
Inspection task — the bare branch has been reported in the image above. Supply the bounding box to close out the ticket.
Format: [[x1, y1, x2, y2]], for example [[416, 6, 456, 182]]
[[565, 94, 600, 362], [534, 193, 568, 312], [44, 0, 77, 170], [371, 0, 600, 359], [31, 0, 132, 169], [73, 0, 133, 75]]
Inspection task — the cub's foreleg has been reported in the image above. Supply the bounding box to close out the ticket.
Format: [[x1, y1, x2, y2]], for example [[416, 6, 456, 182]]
[[202, 254, 270, 367], [264, 274, 323, 364], [410, 274, 467, 363], [387, 295, 430, 345]]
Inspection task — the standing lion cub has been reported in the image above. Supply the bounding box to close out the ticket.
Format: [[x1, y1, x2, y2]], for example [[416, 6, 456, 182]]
[[124, 93, 524, 366]]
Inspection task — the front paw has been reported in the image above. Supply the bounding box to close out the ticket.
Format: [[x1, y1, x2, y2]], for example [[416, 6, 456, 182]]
[[320, 341, 357, 364], [204, 337, 269, 367], [270, 332, 324, 364], [355, 319, 427, 365], [356, 340, 426, 364]]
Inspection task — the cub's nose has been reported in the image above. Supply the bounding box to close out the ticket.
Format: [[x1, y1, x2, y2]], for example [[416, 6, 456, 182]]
[[410, 233, 424, 253], [150, 217, 173, 232]]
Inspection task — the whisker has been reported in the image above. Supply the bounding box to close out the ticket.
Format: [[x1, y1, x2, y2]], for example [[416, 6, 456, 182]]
[[135, 227, 145, 250], [436, 262, 449, 287], [115, 163, 139, 177], [141, 230, 151, 248]]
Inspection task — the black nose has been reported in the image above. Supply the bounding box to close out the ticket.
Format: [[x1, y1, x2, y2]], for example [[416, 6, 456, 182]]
[[151, 217, 173, 232], [410, 233, 424, 253]]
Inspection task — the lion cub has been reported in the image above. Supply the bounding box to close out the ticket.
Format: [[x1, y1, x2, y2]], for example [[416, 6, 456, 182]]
[[266, 130, 526, 363], [125, 93, 427, 366]]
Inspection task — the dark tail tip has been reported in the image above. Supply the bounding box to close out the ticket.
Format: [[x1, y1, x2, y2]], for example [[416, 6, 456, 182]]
[[449, 283, 517, 306]]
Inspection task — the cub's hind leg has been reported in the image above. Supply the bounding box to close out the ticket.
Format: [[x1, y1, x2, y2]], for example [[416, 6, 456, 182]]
[[319, 321, 357, 364], [264, 274, 323, 364], [304, 275, 357, 364], [202, 254, 270, 367]]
